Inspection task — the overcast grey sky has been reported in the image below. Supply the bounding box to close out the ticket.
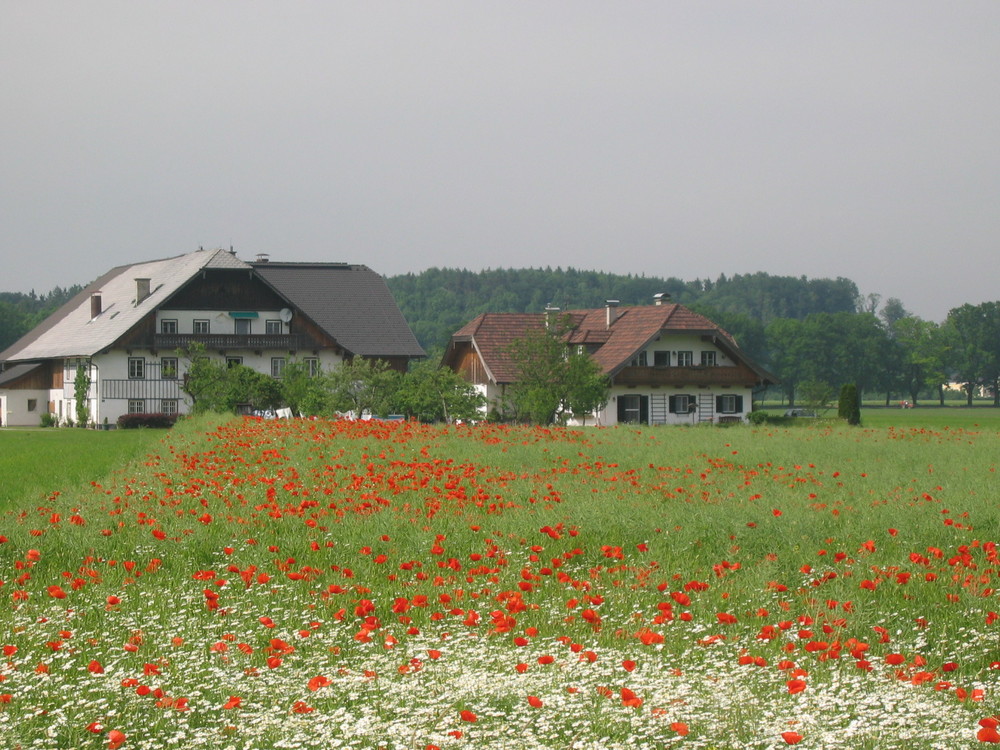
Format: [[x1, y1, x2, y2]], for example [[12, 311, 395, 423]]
[[2, 2, 998, 322]]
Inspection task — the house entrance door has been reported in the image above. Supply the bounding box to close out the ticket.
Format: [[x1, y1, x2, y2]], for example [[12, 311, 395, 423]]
[[617, 394, 649, 424]]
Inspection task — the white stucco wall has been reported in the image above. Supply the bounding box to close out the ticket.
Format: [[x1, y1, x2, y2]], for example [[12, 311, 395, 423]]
[[0, 388, 55, 427], [89, 347, 344, 424]]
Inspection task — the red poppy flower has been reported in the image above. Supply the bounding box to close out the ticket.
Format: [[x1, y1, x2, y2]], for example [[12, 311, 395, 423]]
[[527, 695, 543, 708], [671, 722, 689, 736], [622, 660, 637, 672], [460, 709, 477, 722], [87, 660, 104, 674], [781, 731, 803, 744], [108, 729, 127, 749], [786, 679, 807, 694], [620, 687, 643, 708], [308, 675, 332, 691], [222, 696, 242, 710]]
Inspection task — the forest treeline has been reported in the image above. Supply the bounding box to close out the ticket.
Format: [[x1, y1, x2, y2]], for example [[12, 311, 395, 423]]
[[0, 286, 84, 353], [386, 268, 860, 356]]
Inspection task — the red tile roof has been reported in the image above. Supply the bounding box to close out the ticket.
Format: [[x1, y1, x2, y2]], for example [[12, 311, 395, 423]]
[[450, 313, 546, 384], [447, 303, 772, 384]]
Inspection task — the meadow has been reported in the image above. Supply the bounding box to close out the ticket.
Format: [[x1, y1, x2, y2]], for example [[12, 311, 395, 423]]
[[0, 414, 999, 749]]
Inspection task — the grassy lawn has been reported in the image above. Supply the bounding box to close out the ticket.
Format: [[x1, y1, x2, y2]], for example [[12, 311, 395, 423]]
[[0, 427, 169, 510], [0, 415, 999, 748]]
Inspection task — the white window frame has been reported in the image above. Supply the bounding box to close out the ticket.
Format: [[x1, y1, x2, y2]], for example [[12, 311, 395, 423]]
[[160, 319, 178, 334], [160, 399, 178, 415], [128, 357, 145, 379], [128, 399, 145, 414], [193, 319, 210, 334], [700, 351, 717, 366], [677, 351, 693, 367], [271, 357, 286, 378], [160, 357, 178, 379], [265, 319, 282, 334], [305, 357, 320, 377]]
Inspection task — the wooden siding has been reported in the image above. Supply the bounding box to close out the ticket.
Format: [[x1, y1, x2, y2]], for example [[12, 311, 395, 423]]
[[612, 364, 761, 388], [165, 269, 288, 311], [0, 362, 62, 390], [453, 344, 491, 385]]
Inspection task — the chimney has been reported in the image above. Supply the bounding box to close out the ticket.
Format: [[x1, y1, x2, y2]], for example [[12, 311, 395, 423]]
[[653, 292, 671, 306], [90, 292, 102, 319], [605, 300, 620, 329], [544, 304, 560, 329], [135, 278, 151, 304]]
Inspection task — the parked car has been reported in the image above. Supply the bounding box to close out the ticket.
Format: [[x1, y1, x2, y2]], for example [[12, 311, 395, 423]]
[[784, 408, 818, 418]]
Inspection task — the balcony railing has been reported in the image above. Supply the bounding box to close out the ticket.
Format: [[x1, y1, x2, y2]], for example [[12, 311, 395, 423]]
[[101, 378, 183, 400], [613, 365, 759, 387], [151, 333, 313, 351]]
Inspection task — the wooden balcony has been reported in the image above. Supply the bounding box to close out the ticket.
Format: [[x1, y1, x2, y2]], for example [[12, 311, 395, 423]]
[[613, 364, 759, 388], [150, 333, 316, 352]]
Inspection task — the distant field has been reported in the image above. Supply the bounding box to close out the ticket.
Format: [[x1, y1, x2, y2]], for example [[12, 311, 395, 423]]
[[0, 427, 167, 510], [758, 405, 1000, 431]]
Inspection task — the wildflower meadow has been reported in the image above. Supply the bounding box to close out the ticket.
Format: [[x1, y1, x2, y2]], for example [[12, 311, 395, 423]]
[[1, 416, 999, 749]]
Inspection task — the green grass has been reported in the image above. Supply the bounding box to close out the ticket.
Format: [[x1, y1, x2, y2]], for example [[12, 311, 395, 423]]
[[0, 427, 168, 510], [2, 415, 1000, 748]]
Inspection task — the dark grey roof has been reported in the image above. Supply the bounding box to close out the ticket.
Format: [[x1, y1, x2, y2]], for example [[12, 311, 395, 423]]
[[252, 262, 425, 358]]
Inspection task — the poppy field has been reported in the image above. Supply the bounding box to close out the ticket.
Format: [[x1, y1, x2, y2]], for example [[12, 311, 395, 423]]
[[1, 416, 999, 749]]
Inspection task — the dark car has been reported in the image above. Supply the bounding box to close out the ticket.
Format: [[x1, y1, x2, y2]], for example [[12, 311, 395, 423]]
[[784, 408, 818, 418]]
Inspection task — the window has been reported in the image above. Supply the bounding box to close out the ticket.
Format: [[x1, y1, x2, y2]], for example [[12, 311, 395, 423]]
[[235, 318, 251, 335], [128, 400, 145, 414], [700, 351, 716, 366], [630, 351, 648, 367], [653, 350, 670, 367], [676, 351, 693, 367], [271, 357, 286, 378], [128, 357, 145, 379], [193, 320, 210, 334], [226, 357, 243, 369], [27, 399, 37, 412], [305, 357, 320, 377], [265, 319, 282, 334], [161, 399, 178, 415], [160, 319, 178, 334], [716, 394, 744, 414], [161, 357, 178, 379], [669, 394, 695, 414]]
